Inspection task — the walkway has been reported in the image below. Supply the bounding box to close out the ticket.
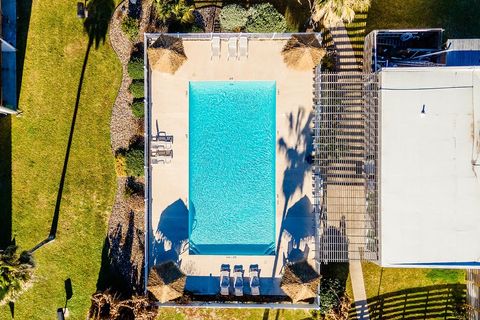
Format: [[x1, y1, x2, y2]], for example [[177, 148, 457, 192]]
[[331, 23, 370, 320]]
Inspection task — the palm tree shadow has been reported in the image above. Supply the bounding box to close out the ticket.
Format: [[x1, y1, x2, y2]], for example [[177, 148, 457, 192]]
[[30, 0, 115, 252], [272, 108, 313, 275]]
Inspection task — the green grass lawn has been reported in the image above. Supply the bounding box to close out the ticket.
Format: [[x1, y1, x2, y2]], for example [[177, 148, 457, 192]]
[[362, 263, 465, 300], [0, 0, 121, 318], [367, 0, 480, 38]]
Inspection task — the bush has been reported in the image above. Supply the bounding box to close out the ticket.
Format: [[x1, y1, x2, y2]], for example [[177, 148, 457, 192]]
[[319, 278, 345, 314], [153, 0, 195, 25], [128, 57, 144, 80], [246, 3, 287, 33], [219, 4, 249, 32], [125, 148, 144, 177], [129, 80, 144, 99], [121, 16, 140, 41], [131, 100, 144, 118]]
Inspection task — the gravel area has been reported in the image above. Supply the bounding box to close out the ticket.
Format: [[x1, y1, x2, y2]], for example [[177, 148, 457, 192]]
[[104, 0, 148, 295], [108, 177, 145, 292], [109, 1, 140, 152]]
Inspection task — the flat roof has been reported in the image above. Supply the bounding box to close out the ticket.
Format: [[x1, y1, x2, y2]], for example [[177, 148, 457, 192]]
[[379, 67, 480, 268]]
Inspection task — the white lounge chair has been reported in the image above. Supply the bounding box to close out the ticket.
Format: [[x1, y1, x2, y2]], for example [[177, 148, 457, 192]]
[[220, 264, 230, 295], [249, 264, 260, 296], [228, 38, 237, 60], [238, 36, 248, 59], [233, 265, 244, 296], [211, 36, 220, 60]]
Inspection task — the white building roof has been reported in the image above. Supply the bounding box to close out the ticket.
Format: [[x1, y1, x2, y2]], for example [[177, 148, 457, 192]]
[[379, 67, 480, 268]]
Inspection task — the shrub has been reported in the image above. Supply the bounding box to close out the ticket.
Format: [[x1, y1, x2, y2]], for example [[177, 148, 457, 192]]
[[0, 246, 35, 306], [125, 148, 144, 177], [153, 0, 194, 25], [219, 4, 248, 32], [129, 80, 144, 99], [131, 100, 144, 118], [128, 57, 144, 80], [121, 16, 140, 41], [246, 3, 287, 33], [319, 278, 344, 314]]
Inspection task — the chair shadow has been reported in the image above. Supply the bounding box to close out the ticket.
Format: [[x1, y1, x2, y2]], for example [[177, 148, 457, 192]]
[[30, 0, 115, 253], [348, 284, 467, 320]]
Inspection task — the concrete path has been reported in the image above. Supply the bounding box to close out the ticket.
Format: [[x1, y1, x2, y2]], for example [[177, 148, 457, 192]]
[[350, 260, 370, 319]]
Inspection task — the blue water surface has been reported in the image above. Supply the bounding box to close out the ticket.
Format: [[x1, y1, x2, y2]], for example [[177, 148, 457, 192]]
[[189, 81, 276, 255]]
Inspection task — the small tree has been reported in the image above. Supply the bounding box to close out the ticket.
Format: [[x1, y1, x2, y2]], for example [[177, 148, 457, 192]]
[[153, 0, 194, 25], [0, 246, 35, 306], [246, 3, 287, 33], [121, 16, 140, 41], [129, 80, 144, 99], [128, 57, 144, 80], [219, 5, 249, 32]]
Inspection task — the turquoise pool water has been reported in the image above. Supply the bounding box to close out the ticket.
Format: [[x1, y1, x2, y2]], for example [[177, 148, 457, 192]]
[[189, 81, 276, 255]]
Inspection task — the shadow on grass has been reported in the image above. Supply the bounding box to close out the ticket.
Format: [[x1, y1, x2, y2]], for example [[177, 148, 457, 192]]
[[367, 0, 480, 39], [16, 0, 34, 101], [0, 116, 12, 249], [350, 284, 467, 320], [96, 211, 143, 297], [30, 0, 115, 253]]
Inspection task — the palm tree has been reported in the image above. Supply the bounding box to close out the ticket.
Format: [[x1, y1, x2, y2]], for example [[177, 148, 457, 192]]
[[312, 0, 370, 28], [0, 246, 35, 305], [153, 0, 194, 25]]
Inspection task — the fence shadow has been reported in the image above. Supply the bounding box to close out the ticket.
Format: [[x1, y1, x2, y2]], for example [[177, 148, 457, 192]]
[[349, 284, 467, 320]]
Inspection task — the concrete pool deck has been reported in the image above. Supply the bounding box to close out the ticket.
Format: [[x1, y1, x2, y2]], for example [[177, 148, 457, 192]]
[[147, 36, 316, 295]]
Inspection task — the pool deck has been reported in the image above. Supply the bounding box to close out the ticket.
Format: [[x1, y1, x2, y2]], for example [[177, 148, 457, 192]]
[[148, 36, 315, 295]]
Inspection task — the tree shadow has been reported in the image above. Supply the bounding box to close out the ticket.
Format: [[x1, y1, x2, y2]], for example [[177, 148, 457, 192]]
[[272, 108, 313, 275], [96, 211, 141, 297], [30, 0, 115, 252], [151, 199, 189, 266], [350, 284, 468, 320], [0, 116, 12, 249]]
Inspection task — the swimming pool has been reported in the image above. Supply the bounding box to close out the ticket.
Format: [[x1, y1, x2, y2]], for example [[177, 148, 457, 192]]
[[189, 81, 276, 255]]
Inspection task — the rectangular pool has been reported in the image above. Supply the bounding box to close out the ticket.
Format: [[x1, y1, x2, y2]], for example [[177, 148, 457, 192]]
[[189, 81, 276, 255]]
